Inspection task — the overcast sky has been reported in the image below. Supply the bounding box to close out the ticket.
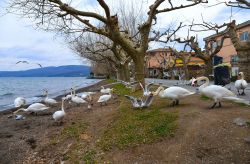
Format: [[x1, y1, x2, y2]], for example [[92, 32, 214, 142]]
[[0, 0, 249, 71]]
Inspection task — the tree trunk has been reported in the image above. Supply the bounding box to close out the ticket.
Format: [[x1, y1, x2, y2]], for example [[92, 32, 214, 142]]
[[183, 63, 189, 80], [123, 63, 130, 82], [116, 68, 122, 81], [204, 59, 213, 78], [237, 50, 250, 82], [134, 55, 145, 84], [116, 63, 130, 82]]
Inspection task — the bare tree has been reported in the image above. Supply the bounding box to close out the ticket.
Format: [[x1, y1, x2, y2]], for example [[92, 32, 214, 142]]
[[208, 0, 250, 9], [170, 48, 192, 80], [226, 0, 250, 9], [90, 60, 116, 78], [173, 32, 227, 77], [71, 33, 131, 81], [190, 19, 250, 81], [8, 0, 208, 83]]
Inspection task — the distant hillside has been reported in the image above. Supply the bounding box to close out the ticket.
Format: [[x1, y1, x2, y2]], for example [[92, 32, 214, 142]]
[[0, 65, 90, 77]]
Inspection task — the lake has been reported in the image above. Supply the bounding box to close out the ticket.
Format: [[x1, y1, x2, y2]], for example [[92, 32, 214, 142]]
[[0, 77, 102, 111]]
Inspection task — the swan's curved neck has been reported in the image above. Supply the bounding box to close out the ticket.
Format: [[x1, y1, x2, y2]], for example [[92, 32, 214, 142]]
[[45, 91, 48, 97], [198, 77, 209, 91], [61, 100, 65, 112], [13, 108, 25, 114]]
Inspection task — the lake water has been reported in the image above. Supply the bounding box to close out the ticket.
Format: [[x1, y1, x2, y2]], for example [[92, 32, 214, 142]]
[[0, 77, 102, 111]]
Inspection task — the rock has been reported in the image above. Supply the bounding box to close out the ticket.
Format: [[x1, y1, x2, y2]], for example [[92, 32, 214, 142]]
[[233, 118, 247, 126], [15, 115, 26, 120], [26, 137, 37, 149], [244, 137, 250, 143]]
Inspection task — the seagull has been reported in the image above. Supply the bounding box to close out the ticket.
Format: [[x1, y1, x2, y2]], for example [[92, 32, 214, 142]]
[[139, 82, 154, 96], [16, 60, 43, 68], [36, 63, 43, 68], [16, 61, 29, 64], [124, 93, 154, 109]]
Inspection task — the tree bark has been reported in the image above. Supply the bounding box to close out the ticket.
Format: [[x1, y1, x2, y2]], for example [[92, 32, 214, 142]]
[[116, 63, 130, 82], [237, 49, 250, 82], [227, 21, 250, 82], [123, 63, 130, 82], [134, 55, 145, 84], [183, 63, 190, 80], [204, 58, 213, 78]]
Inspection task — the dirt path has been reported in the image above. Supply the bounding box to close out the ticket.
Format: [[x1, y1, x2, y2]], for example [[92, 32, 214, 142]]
[[102, 94, 250, 163], [0, 82, 250, 163]]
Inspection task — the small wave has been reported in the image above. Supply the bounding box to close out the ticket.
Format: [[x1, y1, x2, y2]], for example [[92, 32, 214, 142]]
[[34, 94, 44, 97], [1, 93, 14, 96]]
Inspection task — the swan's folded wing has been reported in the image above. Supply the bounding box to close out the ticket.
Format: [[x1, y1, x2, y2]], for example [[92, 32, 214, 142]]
[[223, 96, 250, 105]]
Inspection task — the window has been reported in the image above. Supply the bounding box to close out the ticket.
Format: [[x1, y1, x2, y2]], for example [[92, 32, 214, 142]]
[[240, 31, 249, 41], [231, 55, 238, 62], [212, 41, 217, 49], [153, 69, 157, 75]]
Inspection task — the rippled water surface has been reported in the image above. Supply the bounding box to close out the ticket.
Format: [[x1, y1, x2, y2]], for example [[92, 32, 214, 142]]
[[0, 77, 101, 111]]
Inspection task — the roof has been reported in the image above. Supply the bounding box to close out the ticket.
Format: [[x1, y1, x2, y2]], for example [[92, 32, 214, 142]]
[[203, 20, 250, 41]]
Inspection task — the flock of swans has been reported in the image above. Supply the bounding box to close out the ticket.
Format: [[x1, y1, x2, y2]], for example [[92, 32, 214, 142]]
[[125, 72, 249, 109], [12, 85, 114, 124], [11, 72, 248, 124]]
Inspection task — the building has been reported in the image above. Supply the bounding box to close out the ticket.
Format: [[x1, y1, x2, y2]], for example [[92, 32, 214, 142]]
[[145, 48, 174, 78], [145, 48, 205, 79], [203, 20, 250, 76]]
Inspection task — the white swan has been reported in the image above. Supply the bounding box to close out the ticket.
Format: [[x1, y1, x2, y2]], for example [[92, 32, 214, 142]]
[[139, 82, 154, 96], [100, 86, 113, 94], [53, 98, 66, 124], [86, 95, 93, 109], [13, 103, 49, 115], [44, 90, 58, 105], [14, 97, 26, 107], [71, 89, 87, 105], [125, 93, 154, 108], [153, 86, 195, 106], [196, 76, 249, 108], [65, 89, 73, 100], [80, 92, 93, 99], [235, 72, 248, 95], [97, 93, 112, 105]]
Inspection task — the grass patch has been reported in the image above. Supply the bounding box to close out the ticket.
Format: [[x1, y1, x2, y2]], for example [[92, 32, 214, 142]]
[[98, 98, 178, 151], [113, 83, 131, 95], [105, 79, 116, 84], [246, 121, 250, 127], [104, 79, 131, 95], [82, 149, 96, 163], [61, 121, 88, 139], [200, 95, 210, 101]]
